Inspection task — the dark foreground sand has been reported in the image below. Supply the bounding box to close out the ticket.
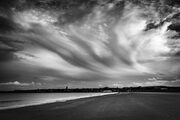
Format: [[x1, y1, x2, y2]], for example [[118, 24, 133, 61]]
[[0, 93, 180, 120]]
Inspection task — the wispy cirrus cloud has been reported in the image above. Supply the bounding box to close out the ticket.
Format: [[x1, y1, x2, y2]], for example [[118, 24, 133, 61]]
[[0, 0, 180, 90]]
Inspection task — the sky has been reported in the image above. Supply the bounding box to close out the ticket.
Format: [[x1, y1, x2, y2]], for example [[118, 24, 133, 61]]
[[0, 0, 180, 90]]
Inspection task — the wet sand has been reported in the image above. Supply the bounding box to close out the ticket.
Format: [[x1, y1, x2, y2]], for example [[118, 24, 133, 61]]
[[0, 93, 180, 120]]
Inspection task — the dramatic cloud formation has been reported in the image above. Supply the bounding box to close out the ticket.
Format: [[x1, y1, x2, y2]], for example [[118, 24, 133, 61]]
[[0, 0, 180, 90]]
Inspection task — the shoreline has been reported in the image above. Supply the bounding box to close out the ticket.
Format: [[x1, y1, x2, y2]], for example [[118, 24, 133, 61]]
[[0, 92, 117, 110], [0, 92, 180, 120]]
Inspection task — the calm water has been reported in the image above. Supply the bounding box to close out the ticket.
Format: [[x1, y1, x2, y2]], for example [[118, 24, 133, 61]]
[[0, 93, 114, 110]]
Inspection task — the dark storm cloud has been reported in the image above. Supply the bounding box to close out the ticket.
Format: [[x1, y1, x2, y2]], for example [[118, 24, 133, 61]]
[[12, 0, 99, 25], [174, 52, 180, 56], [0, 16, 19, 33], [0, 35, 24, 62], [0, 12, 25, 62], [0, 0, 18, 8], [0, 35, 24, 48], [0, 51, 17, 62], [0, 0, 18, 14], [168, 23, 180, 32]]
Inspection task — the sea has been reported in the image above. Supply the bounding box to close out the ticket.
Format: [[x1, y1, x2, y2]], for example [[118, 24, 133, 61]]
[[0, 93, 115, 110]]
